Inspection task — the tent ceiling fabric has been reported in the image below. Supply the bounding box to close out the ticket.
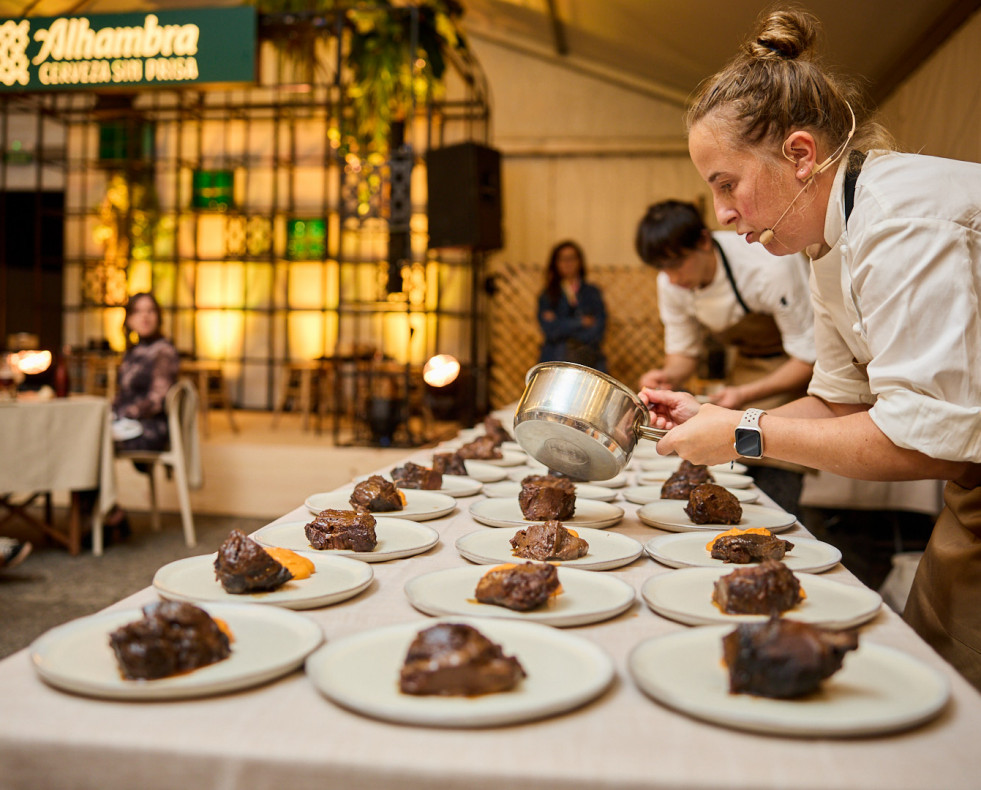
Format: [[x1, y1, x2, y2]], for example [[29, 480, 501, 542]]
[[4, 0, 978, 104]]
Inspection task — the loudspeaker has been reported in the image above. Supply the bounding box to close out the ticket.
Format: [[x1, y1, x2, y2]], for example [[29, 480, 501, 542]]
[[426, 142, 502, 251]]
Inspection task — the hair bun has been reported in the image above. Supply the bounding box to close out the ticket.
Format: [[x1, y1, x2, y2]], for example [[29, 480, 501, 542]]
[[749, 9, 819, 61]]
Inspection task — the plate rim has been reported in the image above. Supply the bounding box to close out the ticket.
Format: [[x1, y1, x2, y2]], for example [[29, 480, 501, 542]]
[[468, 497, 625, 530], [304, 489, 457, 522], [251, 518, 439, 562], [637, 500, 796, 532], [404, 564, 636, 627], [643, 533, 842, 574], [454, 526, 643, 571], [480, 480, 618, 502], [639, 566, 882, 629], [304, 616, 615, 727], [624, 484, 758, 506], [152, 551, 374, 609], [29, 602, 324, 700], [627, 625, 950, 737]]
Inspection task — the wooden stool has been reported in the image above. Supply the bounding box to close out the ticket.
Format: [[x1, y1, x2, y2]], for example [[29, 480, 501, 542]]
[[178, 360, 238, 436], [273, 360, 320, 431]]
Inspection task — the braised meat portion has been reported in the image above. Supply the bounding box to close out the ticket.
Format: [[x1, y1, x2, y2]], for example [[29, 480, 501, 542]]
[[518, 474, 576, 521], [661, 460, 714, 500], [483, 415, 511, 446], [510, 520, 589, 561], [457, 435, 503, 460], [432, 451, 468, 476], [712, 559, 804, 615], [349, 474, 404, 512], [711, 532, 794, 564], [685, 483, 743, 525], [304, 508, 378, 551], [214, 529, 293, 594], [475, 562, 561, 611], [399, 623, 526, 696], [109, 601, 231, 680], [723, 618, 859, 698], [391, 462, 443, 491]]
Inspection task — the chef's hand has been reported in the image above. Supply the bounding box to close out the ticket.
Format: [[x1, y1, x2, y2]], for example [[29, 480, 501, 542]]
[[638, 388, 700, 429], [708, 385, 745, 410], [638, 368, 674, 390], [657, 403, 742, 465]]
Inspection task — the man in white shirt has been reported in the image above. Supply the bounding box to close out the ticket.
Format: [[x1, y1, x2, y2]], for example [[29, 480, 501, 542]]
[[635, 200, 815, 512]]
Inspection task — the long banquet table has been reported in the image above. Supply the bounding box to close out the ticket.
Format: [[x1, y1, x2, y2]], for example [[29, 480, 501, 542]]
[[2, 433, 980, 790]]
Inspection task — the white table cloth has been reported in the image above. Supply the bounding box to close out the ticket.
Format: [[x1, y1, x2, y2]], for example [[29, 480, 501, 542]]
[[1, 440, 978, 790]]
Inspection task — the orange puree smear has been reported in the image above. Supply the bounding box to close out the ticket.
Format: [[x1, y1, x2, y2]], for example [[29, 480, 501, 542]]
[[212, 617, 235, 643], [264, 547, 315, 580], [705, 527, 773, 552]]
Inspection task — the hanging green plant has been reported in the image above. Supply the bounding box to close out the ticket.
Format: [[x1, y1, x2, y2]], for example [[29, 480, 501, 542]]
[[254, 1, 468, 157]]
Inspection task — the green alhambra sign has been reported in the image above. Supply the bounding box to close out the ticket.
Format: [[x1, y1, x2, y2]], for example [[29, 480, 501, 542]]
[[0, 7, 255, 91]]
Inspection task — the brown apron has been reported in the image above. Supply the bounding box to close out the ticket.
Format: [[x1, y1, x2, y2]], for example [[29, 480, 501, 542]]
[[904, 467, 981, 690]]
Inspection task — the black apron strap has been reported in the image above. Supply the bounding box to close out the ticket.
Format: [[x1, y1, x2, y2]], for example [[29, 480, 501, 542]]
[[714, 239, 751, 315], [843, 150, 868, 227]]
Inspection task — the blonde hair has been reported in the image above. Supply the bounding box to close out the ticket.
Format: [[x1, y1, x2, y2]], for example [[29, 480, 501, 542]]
[[686, 8, 894, 166]]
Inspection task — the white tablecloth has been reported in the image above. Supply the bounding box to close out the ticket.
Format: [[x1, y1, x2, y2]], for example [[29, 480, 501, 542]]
[[0, 394, 116, 526], [1, 442, 979, 790]]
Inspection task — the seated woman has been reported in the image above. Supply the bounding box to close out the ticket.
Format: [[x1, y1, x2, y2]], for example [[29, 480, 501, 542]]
[[103, 293, 180, 540]]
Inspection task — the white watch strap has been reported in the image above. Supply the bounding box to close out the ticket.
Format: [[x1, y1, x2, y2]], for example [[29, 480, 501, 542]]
[[739, 408, 766, 428]]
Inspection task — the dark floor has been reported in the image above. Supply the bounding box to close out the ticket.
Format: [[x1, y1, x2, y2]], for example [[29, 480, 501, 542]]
[[0, 509, 267, 661]]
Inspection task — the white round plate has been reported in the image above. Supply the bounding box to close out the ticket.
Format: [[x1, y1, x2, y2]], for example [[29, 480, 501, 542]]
[[404, 565, 635, 627], [306, 617, 611, 728], [637, 457, 749, 474], [455, 527, 643, 571], [469, 497, 625, 529], [501, 441, 525, 454], [637, 501, 796, 533], [356, 472, 483, 498], [629, 625, 949, 737], [489, 408, 517, 433], [644, 533, 842, 573], [439, 475, 485, 497], [637, 469, 754, 488], [252, 518, 439, 563], [305, 489, 456, 522], [476, 450, 527, 467], [30, 602, 323, 700], [640, 567, 882, 629], [624, 484, 758, 506], [111, 418, 143, 441], [504, 464, 629, 489], [461, 460, 509, 483], [480, 480, 619, 502], [153, 552, 373, 609]]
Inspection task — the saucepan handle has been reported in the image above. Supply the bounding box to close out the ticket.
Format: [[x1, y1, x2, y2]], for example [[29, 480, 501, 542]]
[[638, 425, 669, 443]]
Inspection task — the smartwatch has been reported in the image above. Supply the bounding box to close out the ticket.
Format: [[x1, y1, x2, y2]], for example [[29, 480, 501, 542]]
[[734, 408, 766, 459]]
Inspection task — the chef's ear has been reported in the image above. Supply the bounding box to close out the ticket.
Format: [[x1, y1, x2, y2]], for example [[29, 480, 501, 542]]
[[781, 131, 819, 181]]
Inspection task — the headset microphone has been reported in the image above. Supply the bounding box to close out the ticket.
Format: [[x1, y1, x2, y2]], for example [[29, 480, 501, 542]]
[[757, 103, 856, 247]]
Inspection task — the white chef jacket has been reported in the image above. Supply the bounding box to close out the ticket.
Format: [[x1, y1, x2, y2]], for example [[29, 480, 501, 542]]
[[808, 149, 981, 462], [657, 232, 816, 363]]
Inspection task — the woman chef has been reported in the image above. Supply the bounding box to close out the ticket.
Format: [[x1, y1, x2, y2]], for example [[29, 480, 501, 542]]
[[641, 9, 981, 687], [635, 199, 815, 512]]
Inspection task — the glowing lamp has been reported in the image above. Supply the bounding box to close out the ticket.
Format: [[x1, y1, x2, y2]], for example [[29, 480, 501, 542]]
[[423, 354, 460, 388], [12, 349, 52, 376]]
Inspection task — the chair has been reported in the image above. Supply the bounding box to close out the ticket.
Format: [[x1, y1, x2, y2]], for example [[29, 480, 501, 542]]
[[96, 380, 201, 555]]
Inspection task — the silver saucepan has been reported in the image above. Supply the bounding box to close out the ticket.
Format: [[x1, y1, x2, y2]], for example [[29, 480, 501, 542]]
[[512, 362, 668, 481]]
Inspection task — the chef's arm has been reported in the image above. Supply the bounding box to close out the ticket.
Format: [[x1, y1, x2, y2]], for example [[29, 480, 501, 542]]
[[710, 357, 813, 409], [638, 354, 698, 390], [761, 402, 968, 482]]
